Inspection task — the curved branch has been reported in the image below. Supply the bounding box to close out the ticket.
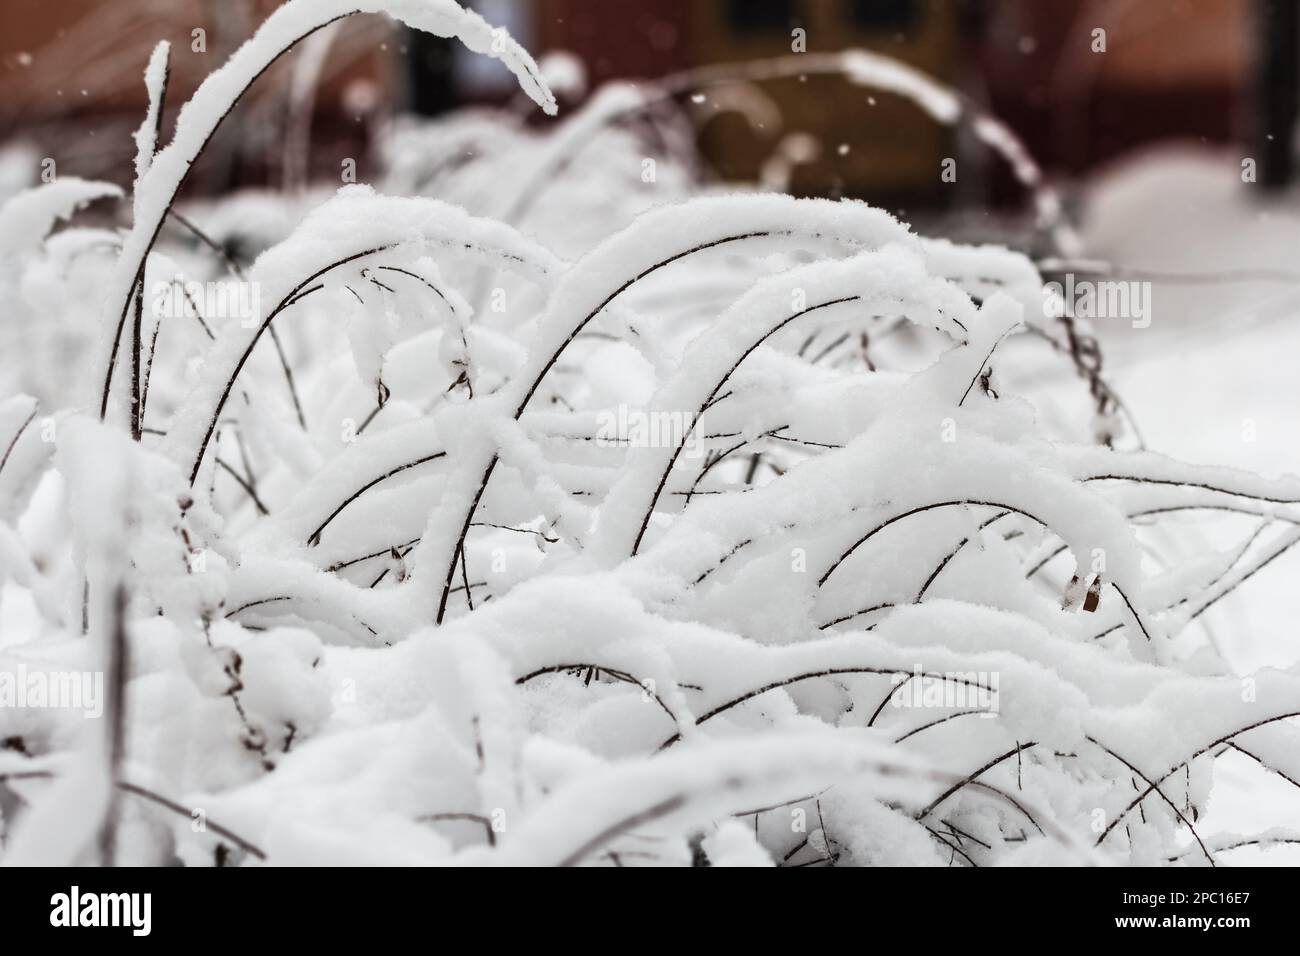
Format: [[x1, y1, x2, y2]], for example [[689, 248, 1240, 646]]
[[215, 457, 269, 515], [916, 742, 1041, 828], [1, 769, 265, 861], [306, 451, 448, 546], [1096, 710, 1300, 848], [516, 664, 679, 724], [1085, 734, 1214, 866], [186, 245, 393, 484], [629, 296, 861, 556], [0, 405, 37, 480], [100, 0, 554, 426], [818, 499, 1053, 588], [433, 195, 938, 622], [657, 667, 997, 750]]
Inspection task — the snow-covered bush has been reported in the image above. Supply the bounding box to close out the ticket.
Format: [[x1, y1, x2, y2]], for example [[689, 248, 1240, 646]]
[[2, 0, 1299, 867]]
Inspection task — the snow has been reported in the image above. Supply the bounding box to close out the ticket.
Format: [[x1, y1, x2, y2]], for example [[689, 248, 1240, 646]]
[[0, 178, 123, 257], [131, 42, 170, 186], [160, 186, 562, 485], [2, 12, 1297, 868], [95, 0, 556, 429], [537, 50, 587, 101]]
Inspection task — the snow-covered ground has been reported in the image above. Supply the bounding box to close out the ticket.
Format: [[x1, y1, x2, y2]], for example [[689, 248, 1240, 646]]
[[1076, 150, 1300, 863], [1079, 149, 1300, 673]]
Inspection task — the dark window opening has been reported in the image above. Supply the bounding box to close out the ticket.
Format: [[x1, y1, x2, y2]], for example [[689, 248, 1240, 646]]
[[849, 0, 918, 32], [727, 0, 797, 34]]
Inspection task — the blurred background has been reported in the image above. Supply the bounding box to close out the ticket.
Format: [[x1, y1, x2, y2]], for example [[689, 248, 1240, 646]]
[[1, 0, 1292, 204]]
